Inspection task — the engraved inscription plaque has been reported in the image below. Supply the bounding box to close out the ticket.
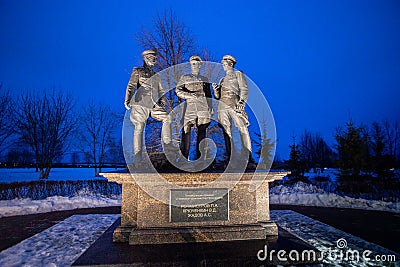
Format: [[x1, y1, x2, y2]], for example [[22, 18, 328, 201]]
[[170, 188, 229, 223]]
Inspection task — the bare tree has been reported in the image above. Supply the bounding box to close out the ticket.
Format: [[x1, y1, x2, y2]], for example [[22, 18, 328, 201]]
[[312, 132, 335, 169], [299, 129, 335, 171], [395, 121, 400, 164], [383, 120, 394, 158], [369, 121, 394, 171], [299, 129, 313, 171], [104, 137, 125, 166], [135, 10, 226, 159], [136, 12, 217, 87], [78, 102, 118, 176], [383, 120, 399, 162], [136, 9, 196, 70], [15, 89, 77, 179], [0, 85, 15, 153], [5, 148, 34, 167], [136, 9, 200, 148]]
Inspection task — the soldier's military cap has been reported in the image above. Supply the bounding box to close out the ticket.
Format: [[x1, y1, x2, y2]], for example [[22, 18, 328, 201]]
[[222, 55, 236, 64], [141, 49, 157, 57], [189, 55, 202, 62]]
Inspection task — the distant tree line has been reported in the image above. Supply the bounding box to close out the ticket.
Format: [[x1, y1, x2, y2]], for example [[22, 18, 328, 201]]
[[335, 119, 399, 176], [0, 84, 273, 178], [0, 86, 124, 178], [285, 118, 400, 178]]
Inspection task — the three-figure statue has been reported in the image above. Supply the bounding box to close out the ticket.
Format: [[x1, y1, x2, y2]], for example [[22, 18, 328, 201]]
[[212, 55, 254, 165], [176, 56, 213, 160], [124, 51, 254, 169], [124, 49, 171, 167]]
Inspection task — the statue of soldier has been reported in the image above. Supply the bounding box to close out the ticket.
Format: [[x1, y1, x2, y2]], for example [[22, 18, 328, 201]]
[[176, 56, 213, 160], [212, 55, 254, 165], [124, 49, 171, 166]]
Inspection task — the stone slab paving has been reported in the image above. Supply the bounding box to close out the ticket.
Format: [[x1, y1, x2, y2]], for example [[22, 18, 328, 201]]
[[271, 210, 400, 266], [0, 214, 120, 267]]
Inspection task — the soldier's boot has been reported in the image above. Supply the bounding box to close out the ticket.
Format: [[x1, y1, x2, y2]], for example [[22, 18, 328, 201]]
[[196, 123, 209, 160], [247, 154, 257, 169], [239, 126, 257, 170], [161, 118, 173, 147], [133, 124, 146, 171], [163, 142, 178, 159], [180, 130, 191, 160], [133, 150, 144, 170], [162, 123, 178, 160], [222, 130, 232, 167], [236, 148, 257, 170]]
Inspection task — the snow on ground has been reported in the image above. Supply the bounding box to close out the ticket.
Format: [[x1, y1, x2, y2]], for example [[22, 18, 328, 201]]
[[0, 195, 121, 218], [0, 181, 399, 218], [270, 182, 400, 213], [304, 168, 339, 181], [270, 210, 400, 266], [0, 168, 125, 183], [0, 214, 120, 267]]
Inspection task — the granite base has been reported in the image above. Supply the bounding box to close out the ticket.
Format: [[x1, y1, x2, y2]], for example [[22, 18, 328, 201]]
[[102, 171, 287, 245]]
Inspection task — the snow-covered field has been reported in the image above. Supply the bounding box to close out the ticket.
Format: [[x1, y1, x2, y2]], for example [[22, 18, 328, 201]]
[[0, 195, 121, 218]]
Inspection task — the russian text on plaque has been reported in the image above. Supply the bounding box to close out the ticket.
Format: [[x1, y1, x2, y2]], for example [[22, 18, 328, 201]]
[[170, 188, 229, 223]]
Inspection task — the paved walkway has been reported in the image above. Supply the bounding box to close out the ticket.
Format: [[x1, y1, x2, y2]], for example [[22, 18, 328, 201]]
[[0, 205, 398, 265], [0, 206, 121, 252], [0, 214, 120, 267], [270, 204, 400, 254]]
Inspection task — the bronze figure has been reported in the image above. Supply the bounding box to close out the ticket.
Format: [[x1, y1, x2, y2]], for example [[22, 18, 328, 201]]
[[213, 55, 253, 164], [176, 56, 213, 160], [124, 49, 171, 165]]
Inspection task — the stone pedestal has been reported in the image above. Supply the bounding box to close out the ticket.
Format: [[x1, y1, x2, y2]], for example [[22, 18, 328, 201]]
[[102, 171, 287, 245]]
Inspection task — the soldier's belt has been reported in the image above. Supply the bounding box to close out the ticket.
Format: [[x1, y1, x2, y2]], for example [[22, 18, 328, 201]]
[[221, 91, 239, 97]]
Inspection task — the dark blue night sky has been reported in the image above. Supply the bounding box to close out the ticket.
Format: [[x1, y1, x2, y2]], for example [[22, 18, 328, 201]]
[[1, 0, 399, 158]]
